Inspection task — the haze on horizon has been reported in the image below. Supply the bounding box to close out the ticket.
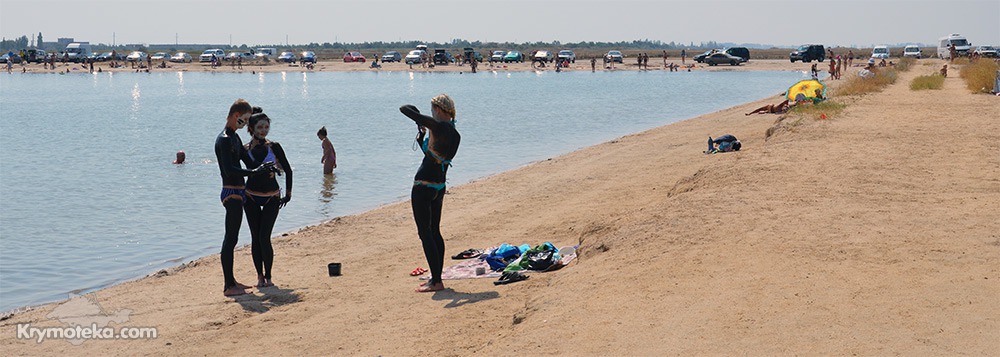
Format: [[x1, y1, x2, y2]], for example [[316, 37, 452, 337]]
[[1, 0, 998, 48]]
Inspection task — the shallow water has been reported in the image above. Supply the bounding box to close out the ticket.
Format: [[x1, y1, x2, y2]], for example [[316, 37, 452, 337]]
[[0, 68, 803, 312]]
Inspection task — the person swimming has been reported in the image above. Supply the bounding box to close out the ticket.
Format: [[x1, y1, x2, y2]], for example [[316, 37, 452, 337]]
[[399, 94, 460, 293]]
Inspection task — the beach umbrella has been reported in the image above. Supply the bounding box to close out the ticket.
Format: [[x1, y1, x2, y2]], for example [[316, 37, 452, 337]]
[[786, 79, 826, 101]]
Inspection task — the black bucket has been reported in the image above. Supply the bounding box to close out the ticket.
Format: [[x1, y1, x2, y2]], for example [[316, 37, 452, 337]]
[[328, 263, 342, 276]]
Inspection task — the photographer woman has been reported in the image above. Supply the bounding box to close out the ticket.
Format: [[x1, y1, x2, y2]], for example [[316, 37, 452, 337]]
[[399, 94, 460, 293]]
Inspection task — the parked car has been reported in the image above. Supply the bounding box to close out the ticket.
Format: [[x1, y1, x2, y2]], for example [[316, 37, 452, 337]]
[[533, 50, 553, 63], [902, 45, 922, 59], [24, 49, 47, 63], [490, 51, 506, 62], [937, 33, 972, 59], [96, 52, 124, 62], [277, 51, 298, 63], [724, 47, 750, 62], [343, 51, 366, 62], [0, 53, 21, 64], [503, 51, 523, 63], [126, 51, 148, 62], [405, 50, 425, 64], [703, 52, 744, 66], [225, 50, 254, 61], [974, 45, 998, 58], [871, 45, 890, 59], [789, 44, 825, 62], [170, 52, 192, 63], [150, 52, 170, 61], [433, 49, 453, 65], [693, 50, 716, 63], [557, 50, 576, 63], [604, 50, 624, 63], [300, 51, 317, 63], [199, 49, 224, 62], [381, 51, 402, 62], [462, 47, 483, 63]]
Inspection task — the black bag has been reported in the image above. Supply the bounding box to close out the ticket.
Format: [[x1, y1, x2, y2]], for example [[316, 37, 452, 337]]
[[526, 250, 555, 271]]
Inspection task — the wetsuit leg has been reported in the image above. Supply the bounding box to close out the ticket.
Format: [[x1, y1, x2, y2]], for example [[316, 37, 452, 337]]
[[411, 185, 446, 284], [221, 198, 243, 290], [256, 198, 280, 280], [244, 198, 264, 279]]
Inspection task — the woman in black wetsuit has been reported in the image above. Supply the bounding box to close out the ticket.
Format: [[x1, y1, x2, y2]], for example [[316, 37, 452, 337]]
[[243, 113, 293, 288], [400, 94, 460, 293]]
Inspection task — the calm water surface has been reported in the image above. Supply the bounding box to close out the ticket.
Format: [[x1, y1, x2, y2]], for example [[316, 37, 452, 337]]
[[0, 68, 803, 312]]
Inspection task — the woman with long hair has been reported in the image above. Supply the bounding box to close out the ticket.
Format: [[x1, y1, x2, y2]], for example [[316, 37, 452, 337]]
[[243, 112, 292, 288]]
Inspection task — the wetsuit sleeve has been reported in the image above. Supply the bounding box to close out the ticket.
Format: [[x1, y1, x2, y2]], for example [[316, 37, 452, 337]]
[[400, 105, 442, 131], [272, 142, 293, 195], [215, 136, 255, 177]]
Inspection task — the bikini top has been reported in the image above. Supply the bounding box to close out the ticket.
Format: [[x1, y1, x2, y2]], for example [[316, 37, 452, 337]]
[[248, 142, 278, 168], [422, 136, 451, 172]]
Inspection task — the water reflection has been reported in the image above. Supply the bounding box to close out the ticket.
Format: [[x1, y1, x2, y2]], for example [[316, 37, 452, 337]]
[[318, 173, 338, 216], [176, 72, 186, 96], [130, 83, 141, 115], [301, 72, 309, 99]]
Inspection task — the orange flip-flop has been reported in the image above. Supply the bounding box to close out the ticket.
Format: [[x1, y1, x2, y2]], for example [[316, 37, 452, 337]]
[[409, 267, 427, 276]]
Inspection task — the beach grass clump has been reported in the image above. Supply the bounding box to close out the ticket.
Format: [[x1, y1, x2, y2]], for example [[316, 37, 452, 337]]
[[836, 68, 898, 96], [959, 60, 999, 93], [895, 57, 915, 72], [789, 100, 847, 119], [910, 74, 945, 90]]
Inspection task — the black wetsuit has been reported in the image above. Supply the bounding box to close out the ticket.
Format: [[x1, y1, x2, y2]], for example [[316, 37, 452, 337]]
[[242, 140, 292, 281], [400, 105, 460, 284], [214, 127, 266, 291]]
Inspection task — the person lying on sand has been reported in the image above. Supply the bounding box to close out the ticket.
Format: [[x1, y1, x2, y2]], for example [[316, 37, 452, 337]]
[[746, 99, 792, 115]]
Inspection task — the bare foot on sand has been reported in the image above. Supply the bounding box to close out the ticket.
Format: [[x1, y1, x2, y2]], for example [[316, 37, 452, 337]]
[[416, 281, 444, 293], [223, 286, 248, 297], [257, 278, 274, 288], [235, 282, 253, 290]]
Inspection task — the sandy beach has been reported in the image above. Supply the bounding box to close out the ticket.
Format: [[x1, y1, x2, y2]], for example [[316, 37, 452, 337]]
[[2, 58, 998, 355]]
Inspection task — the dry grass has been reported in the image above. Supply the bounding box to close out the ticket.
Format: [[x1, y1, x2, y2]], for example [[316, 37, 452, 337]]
[[910, 74, 945, 90], [789, 100, 847, 118], [895, 57, 916, 72], [835, 68, 898, 96], [959, 59, 999, 93]]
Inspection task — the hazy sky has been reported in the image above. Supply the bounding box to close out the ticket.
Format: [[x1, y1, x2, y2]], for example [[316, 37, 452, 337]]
[[2, 0, 998, 47]]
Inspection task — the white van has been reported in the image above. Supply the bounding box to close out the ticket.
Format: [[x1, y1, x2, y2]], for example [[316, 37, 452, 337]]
[[65, 42, 92, 63], [937, 34, 972, 59], [255, 48, 277, 60], [902, 45, 922, 59], [871, 45, 890, 59]]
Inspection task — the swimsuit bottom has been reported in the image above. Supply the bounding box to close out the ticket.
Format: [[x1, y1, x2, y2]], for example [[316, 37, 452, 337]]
[[220, 187, 246, 204], [414, 180, 446, 191]]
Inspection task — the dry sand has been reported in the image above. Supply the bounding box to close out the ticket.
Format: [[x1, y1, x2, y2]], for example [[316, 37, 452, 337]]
[[2, 59, 998, 355]]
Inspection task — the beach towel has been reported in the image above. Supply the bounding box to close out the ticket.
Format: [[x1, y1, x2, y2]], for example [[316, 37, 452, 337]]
[[423, 245, 578, 281]]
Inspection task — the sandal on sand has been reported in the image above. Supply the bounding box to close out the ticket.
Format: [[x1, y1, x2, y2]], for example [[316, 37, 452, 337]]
[[451, 249, 483, 260], [493, 271, 529, 285], [410, 267, 428, 276]]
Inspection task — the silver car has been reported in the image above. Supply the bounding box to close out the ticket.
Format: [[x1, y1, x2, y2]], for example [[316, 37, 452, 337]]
[[703, 52, 743, 66]]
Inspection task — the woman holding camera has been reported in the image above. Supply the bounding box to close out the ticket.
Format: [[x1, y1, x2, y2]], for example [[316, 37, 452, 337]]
[[399, 94, 460, 293]]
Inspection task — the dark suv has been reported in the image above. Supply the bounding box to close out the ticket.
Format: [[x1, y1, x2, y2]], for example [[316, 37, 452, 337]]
[[790, 44, 825, 63], [433, 49, 454, 65]]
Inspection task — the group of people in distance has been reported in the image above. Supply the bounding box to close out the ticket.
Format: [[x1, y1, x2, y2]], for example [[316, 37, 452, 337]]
[[210, 94, 459, 296]]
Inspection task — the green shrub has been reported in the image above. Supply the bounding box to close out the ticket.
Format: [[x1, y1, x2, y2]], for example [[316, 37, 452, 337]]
[[910, 74, 945, 90]]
